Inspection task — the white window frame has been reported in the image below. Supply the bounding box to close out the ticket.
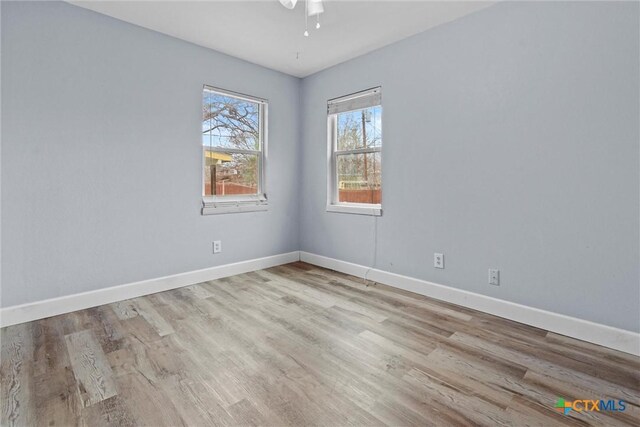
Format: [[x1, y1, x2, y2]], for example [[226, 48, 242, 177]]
[[201, 85, 268, 215], [327, 87, 382, 216]]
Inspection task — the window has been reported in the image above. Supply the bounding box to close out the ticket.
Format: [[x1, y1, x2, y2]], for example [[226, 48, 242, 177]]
[[201, 86, 267, 215], [327, 87, 382, 216]]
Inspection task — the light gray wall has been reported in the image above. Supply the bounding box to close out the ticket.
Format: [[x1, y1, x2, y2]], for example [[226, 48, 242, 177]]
[[1, 1, 301, 307], [300, 1, 640, 332], [2, 1, 638, 333]]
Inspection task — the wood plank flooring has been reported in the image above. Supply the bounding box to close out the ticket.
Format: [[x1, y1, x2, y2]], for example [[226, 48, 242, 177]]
[[2, 262, 639, 426]]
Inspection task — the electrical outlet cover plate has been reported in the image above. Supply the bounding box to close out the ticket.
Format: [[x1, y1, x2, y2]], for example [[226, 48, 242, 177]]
[[489, 269, 500, 286], [213, 241, 222, 254], [434, 253, 444, 269]]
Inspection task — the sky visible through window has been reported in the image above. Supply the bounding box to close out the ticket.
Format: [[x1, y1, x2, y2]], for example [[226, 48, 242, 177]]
[[337, 106, 382, 150]]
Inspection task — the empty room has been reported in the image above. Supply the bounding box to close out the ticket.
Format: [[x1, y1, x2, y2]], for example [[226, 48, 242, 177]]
[[1, 0, 639, 425]]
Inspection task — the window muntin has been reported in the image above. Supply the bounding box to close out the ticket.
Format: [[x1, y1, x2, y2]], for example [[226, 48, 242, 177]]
[[202, 86, 267, 211], [328, 88, 382, 214]]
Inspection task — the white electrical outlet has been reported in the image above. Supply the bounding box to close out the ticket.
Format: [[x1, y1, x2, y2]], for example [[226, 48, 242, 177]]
[[213, 241, 222, 254], [489, 269, 500, 286], [434, 253, 444, 269]]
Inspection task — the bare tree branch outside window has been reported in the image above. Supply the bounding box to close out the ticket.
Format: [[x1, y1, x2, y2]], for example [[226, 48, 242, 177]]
[[202, 90, 263, 196]]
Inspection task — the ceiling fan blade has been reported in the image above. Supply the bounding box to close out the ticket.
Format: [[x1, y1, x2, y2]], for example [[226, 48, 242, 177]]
[[279, 0, 298, 10], [308, 0, 324, 16]]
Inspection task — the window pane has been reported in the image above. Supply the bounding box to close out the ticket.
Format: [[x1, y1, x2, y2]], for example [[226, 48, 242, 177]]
[[202, 91, 213, 148], [202, 92, 260, 150], [204, 151, 259, 196], [337, 152, 381, 204], [337, 105, 382, 151]]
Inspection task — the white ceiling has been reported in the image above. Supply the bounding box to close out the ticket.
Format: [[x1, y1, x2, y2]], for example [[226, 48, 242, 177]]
[[69, 1, 496, 78]]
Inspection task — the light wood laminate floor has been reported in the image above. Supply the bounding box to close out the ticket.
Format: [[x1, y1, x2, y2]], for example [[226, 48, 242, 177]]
[[2, 262, 639, 426]]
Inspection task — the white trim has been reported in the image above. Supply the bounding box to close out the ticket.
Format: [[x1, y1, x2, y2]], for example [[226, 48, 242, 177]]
[[3, 249, 637, 356], [328, 86, 382, 115], [201, 85, 268, 215], [326, 203, 382, 216], [203, 84, 267, 105], [0, 252, 299, 328], [299, 251, 640, 356], [327, 88, 383, 215], [202, 195, 268, 215]]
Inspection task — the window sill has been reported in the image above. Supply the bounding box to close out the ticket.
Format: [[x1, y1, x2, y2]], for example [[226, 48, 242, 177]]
[[326, 203, 382, 216], [202, 196, 268, 215]]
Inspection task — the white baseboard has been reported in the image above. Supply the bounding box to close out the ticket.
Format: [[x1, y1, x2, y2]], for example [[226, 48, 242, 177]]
[[3, 250, 637, 356], [300, 251, 640, 356], [0, 251, 300, 328]]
